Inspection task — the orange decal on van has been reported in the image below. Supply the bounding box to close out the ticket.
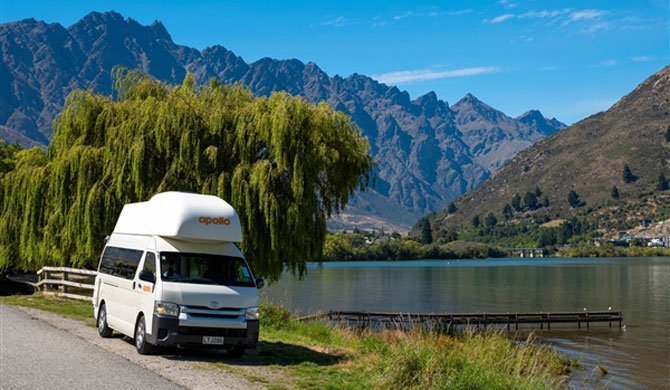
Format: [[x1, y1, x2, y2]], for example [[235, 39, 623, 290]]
[[198, 216, 231, 226]]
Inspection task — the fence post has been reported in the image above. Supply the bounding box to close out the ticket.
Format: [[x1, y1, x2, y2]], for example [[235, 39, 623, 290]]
[[63, 271, 68, 294]]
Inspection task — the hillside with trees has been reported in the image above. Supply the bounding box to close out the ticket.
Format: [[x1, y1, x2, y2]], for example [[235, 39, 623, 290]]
[[423, 66, 670, 246]]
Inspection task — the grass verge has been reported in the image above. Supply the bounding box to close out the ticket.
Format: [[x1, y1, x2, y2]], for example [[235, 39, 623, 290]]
[[0, 294, 95, 326], [1, 295, 572, 389]]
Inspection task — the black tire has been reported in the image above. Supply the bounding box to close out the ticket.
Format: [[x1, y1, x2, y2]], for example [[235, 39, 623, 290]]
[[227, 346, 245, 358], [134, 315, 153, 355], [97, 303, 113, 338]]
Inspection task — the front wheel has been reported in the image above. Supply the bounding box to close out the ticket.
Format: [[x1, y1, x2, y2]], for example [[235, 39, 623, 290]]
[[97, 303, 113, 338], [134, 315, 153, 355]]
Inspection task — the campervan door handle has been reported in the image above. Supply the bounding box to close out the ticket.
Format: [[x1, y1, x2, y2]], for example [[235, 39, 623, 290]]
[[132, 281, 135, 290]]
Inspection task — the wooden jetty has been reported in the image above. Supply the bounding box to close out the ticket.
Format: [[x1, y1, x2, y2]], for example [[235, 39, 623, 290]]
[[298, 310, 623, 331]]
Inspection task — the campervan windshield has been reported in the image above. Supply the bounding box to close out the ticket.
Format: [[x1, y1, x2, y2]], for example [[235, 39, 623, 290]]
[[159, 252, 255, 287]]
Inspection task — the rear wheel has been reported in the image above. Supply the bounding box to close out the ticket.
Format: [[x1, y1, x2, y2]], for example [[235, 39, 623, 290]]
[[227, 346, 245, 358], [134, 315, 153, 355], [97, 303, 113, 338]]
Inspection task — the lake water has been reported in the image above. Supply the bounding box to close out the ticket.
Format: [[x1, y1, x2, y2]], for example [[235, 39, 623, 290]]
[[262, 257, 670, 389]]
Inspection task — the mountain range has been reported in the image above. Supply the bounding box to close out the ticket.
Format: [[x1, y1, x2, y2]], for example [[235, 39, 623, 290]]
[[0, 11, 566, 231], [429, 65, 670, 235]]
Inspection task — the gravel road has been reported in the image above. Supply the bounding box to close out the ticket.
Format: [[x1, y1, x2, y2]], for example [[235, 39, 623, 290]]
[[0, 304, 263, 390]]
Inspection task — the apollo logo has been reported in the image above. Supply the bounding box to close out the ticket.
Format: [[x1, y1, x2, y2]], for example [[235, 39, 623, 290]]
[[198, 216, 231, 226]]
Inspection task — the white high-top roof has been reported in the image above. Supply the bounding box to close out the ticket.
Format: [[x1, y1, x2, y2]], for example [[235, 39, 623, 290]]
[[113, 192, 242, 242]]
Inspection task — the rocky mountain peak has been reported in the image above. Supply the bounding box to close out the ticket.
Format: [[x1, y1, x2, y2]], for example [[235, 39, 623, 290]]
[[517, 109, 566, 135], [149, 20, 171, 41]]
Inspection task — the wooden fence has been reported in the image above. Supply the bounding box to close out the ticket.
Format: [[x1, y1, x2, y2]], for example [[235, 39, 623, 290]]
[[35, 267, 97, 301]]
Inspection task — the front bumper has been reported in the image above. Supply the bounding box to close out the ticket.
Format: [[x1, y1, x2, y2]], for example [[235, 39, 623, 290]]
[[146, 314, 259, 348]]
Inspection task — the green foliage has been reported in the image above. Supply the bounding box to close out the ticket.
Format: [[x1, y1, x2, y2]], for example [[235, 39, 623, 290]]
[[484, 212, 498, 228], [502, 204, 513, 220], [0, 141, 22, 174], [0, 70, 372, 278], [623, 164, 636, 183], [657, 173, 669, 191], [523, 191, 539, 210], [511, 194, 522, 211], [322, 232, 506, 261], [610, 185, 620, 199], [447, 202, 457, 213], [567, 190, 583, 208], [558, 243, 670, 258], [471, 214, 481, 228], [420, 218, 433, 244]]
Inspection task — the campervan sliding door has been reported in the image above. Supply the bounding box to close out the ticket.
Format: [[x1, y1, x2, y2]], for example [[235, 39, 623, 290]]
[[110, 247, 144, 336]]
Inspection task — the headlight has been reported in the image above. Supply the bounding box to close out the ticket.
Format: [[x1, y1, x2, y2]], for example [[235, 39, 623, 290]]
[[245, 306, 260, 320], [155, 301, 180, 317]]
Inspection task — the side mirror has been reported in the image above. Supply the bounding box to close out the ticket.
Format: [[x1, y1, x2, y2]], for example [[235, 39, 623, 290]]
[[139, 270, 156, 283], [256, 278, 265, 289]]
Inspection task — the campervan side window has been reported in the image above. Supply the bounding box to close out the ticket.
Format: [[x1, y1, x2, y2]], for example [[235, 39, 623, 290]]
[[99, 246, 143, 279]]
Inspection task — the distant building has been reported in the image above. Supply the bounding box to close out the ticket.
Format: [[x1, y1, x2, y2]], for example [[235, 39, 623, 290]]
[[639, 219, 654, 228], [618, 232, 634, 241]]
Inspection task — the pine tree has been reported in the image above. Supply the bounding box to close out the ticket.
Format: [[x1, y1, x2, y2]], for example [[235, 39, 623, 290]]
[[623, 164, 636, 183], [447, 202, 457, 213], [443, 228, 458, 242], [471, 215, 481, 228], [610, 185, 620, 199], [511, 194, 522, 211], [420, 218, 433, 244], [568, 190, 582, 208], [524, 191, 539, 210], [665, 125, 670, 142], [0, 69, 373, 279], [542, 196, 550, 207], [534, 186, 542, 197], [658, 173, 669, 191], [502, 204, 513, 220], [484, 212, 498, 228]]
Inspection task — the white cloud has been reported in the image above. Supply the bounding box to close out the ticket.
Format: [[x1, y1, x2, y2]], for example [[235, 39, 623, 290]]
[[490, 14, 515, 23], [593, 59, 618, 67], [630, 56, 653, 62], [498, 0, 518, 9], [512, 35, 534, 43], [370, 15, 386, 28], [374, 66, 500, 85], [446, 9, 473, 16], [321, 16, 349, 27], [393, 11, 414, 21], [567, 9, 608, 23], [519, 9, 571, 19]]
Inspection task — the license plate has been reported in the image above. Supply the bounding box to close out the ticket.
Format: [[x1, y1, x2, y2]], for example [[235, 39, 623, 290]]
[[202, 336, 225, 345]]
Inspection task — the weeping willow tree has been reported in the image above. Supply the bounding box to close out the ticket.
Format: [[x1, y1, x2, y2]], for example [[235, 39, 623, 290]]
[[0, 69, 372, 279]]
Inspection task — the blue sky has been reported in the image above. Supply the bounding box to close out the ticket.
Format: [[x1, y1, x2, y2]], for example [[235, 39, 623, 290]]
[[2, 1, 668, 124]]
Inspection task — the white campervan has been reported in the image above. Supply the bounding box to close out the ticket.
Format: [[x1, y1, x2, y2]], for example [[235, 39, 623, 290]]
[[92, 192, 263, 356]]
